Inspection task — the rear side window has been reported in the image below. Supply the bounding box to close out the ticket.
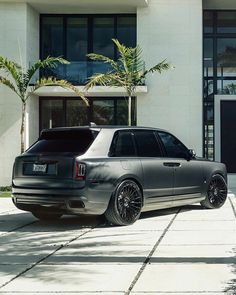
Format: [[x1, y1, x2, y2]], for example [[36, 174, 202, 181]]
[[110, 131, 136, 157], [134, 130, 162, 157], [27, 129, 98, 154]]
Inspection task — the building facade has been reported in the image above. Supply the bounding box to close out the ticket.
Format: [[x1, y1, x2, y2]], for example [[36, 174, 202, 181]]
[[0, 0, 235, 185]]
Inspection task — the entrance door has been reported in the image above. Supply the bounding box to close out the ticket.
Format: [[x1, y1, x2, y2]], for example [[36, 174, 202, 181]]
[[221, 100, 236, 173]]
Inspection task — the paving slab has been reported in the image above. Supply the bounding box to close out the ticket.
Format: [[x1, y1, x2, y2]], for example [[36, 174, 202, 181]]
[[176, 206, 235, 221], [152, 244, 236, 259], [0, 264, 29, 287], [44, 244, 151, 264], [170, 219, 236, 231], [1, 264, 140, 293], [161, 229, 236, 245], [132, 264, 236, 293], [69, 229, 163, 247], [0, 243, 58, 264]]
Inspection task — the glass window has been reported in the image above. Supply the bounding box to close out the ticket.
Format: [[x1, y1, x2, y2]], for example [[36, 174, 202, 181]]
[[40, 15, 136, 84], [204, 11, 214, 34], [217, 11, 236, 33], [158, 132, 189, 159], [93, 100, 115, 125], [41, 17, 63, 57], [93, 17, 115, 59], [67, 17, 88, 61], [117, 16, 136, 48], [204, 80, 214, 99], [39, 97, 137, 133], [40, 100, 64, 130], [217, 80, 236, 94], [204, 39, 213, 78], [134, 131, 162, 157], [217, 38, 236, 78], [28, 129, 98, 154], [66, 99, 88, 126], [110, 131, 136, 157]]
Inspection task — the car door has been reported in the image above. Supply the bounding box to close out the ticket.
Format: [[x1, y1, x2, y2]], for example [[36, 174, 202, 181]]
[[133, 130, 174, 210], [157, 131, 204, 204]]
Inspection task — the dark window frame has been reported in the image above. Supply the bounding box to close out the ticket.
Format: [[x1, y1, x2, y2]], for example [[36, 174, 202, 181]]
[[39, 96, 137, 134], [40, 14, 137, 84], [203, 10, 236, 160]]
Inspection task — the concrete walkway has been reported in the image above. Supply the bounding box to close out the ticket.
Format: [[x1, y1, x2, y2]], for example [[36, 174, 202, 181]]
[[0, 192, 235, 295]]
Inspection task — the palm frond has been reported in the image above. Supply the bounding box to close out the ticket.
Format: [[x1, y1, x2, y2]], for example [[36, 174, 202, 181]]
[[87, 53, 119, 71], [147, 59, 172, 74], [85, 72, 126, 90], [0, 56, 20, 83], [31, 77, 89, 106], [0, 76, 20, 99], [25, 56, 69, 86]]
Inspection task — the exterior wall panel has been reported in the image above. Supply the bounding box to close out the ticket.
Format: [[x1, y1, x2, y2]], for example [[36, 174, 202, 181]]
[[137, 0, 203, 155]]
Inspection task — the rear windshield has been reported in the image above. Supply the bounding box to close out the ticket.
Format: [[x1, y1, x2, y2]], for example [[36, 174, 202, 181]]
[[26, 129, 99, 154]]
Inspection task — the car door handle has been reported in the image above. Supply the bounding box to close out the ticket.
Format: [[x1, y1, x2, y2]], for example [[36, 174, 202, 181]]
[[163, 162, 181, 167]]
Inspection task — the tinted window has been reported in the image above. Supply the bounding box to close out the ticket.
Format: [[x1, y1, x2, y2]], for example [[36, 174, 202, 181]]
[[27, 130, 98, 154], [134, 130, 162, 157], [110, 131, 135, 157], [158, 132, 189, 158]]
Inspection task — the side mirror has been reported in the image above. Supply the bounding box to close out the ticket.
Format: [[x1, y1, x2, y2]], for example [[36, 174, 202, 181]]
[[188, 149, 196, 159]]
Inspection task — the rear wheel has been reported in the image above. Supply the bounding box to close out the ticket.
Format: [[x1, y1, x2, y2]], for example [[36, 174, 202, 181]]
[[105, 180, 143, 226], [201, 174, 227, 209], [32, 211, 63, 221]]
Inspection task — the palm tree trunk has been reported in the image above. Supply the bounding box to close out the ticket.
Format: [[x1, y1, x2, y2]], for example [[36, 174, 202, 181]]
[[20, 102, 26, 154], [128, 96, 132, 126]]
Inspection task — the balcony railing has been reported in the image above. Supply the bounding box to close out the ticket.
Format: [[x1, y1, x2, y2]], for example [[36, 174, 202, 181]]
[[32, 61, 146, 86], [39, 61, 114, 85]]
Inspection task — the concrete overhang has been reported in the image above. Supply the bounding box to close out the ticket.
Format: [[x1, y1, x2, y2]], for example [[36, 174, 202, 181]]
[[204, 0, 236, 9], [0, 0, 148, 13], [34, 86, 148, 97]]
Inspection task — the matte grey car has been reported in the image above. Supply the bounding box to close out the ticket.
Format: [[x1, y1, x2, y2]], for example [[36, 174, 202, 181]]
[[12, 126, 228, 225]]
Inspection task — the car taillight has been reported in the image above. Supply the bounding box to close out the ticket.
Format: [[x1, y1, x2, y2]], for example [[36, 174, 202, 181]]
[[75, 162, 86, 180]]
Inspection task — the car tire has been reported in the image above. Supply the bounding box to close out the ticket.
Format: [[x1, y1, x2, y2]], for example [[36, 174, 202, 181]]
[[201, 174, 227, 209], [32, 211, 63, 221], [105, 180, 143, 226]]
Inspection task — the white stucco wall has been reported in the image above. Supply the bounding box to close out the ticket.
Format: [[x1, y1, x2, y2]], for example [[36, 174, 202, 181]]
[[137, 0, 203, 155], [0, 3, 39, 186], [26, 5, 39, 148], [0, 3, 27, 186]]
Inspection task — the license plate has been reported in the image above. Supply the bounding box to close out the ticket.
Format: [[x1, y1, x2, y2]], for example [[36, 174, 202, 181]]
[[33, 164, 47, 173]]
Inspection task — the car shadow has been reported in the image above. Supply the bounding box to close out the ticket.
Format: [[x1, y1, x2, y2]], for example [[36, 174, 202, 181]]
[[0, 203, 206, 233]]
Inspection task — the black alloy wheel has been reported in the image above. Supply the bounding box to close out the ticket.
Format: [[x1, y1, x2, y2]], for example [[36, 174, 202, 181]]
[[201, 174, 227, 209], [105, 180, 143, 226]]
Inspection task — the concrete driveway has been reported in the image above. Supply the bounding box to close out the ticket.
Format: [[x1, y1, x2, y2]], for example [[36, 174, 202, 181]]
[[0, 193, 235, 295]]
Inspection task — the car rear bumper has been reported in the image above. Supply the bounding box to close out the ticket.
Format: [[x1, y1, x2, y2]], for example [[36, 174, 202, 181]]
[[12, 187, 111, 215]]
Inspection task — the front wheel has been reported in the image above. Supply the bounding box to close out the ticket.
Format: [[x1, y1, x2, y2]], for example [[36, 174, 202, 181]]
[[32, 211, 63, 221], [105, 180, 143, 226], [201, 174, 227, 209]]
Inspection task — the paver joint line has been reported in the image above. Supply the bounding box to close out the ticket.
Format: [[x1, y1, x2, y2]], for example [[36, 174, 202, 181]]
[[0, 223, 99, 290], [0, 220, 37, 238], [125, 208, 181, 295]]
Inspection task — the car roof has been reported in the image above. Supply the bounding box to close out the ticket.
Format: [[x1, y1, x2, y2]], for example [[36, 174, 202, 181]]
[[41, 125, 168, 133]]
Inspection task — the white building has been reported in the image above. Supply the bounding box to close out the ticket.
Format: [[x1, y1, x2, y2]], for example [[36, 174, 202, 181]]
[[0, 0, 235, 185]]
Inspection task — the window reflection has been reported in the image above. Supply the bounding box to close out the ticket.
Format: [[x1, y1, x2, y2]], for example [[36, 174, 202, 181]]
[[40, 15, 137, 84], [41, 100, 64, 130], [217, 11, 236, 34], [40, 97, 136, 132]]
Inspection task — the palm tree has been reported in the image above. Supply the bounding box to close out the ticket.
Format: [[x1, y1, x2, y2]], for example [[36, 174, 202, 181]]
[[86, 39, 172, 126], [0, 56, 88, 153]]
